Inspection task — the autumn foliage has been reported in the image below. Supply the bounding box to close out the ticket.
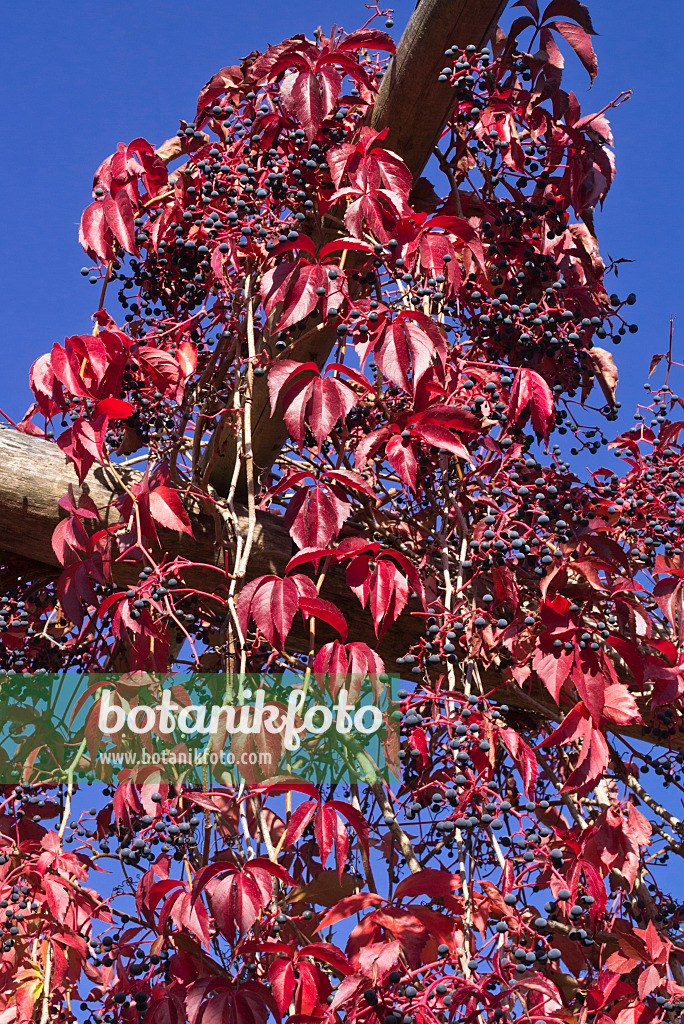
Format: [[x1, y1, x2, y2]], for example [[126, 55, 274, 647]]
[[2, 3, 684, 1024]]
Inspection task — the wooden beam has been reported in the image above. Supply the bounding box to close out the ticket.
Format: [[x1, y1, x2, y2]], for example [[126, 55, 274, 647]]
[[0, 430, 672, 756], [0, 427, 290, 592], [207, 0, 508, 499], [0, 428, 422, 661], [0, 429, 434, 673], [370, 0, 509, 179]]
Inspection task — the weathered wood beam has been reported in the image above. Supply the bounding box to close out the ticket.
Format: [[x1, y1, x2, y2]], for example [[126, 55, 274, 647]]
[[0, 428, 421, 661], [0, 429, 673, 755], [206, 0, 508, 499], [0, 427, 289, 592], [0, 430, 434, 674], [370, 0, 509, 179]]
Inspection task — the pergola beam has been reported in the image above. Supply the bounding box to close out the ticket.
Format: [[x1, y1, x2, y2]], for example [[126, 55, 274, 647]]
[[370, 0, 509, 180], [0, 428, 425, 665], [0, 429, 670, 754], [0, 428, 289, 592]]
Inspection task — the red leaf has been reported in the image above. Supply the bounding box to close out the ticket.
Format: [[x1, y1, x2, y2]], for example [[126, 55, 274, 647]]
[[550, 20, 598, 82], [239, 576, 300, 649], [236, 576, 272, 640], [374, 319, 438, 393], [318, 66, 343, 117], [77, 418, 107, 462], [637, 963, 661, 1001], [297, 942, 351, 974], [285, 484, 350, 549], [211, 871, 265, 941], [306, 376, 357, 447], [369, 150, 413, 202], [161, 888, 212, 948], [330, 810, 350, 882], [17, 410, 47, 437], [602, 683, 641, 725], [407, 726, 429, 771], [417, 404, 481, 433], [298, 595, 348, 640], [541, 0, 596, 33], [588, 347, 618, 405], [137, 346, 182, 394], [532, 646, 572, 703], [248, 856, 294, 895], [571, 648, 605, 724], [319, 238, 374, 261], [103, 191, 140, 257], [375, 323, 411, 393], [326, 468, 377, 496], [314, 642, 383, 703], [337, 29, 396, 52], [267, 358, 314, 408], [148, 486, 193, 535], [394, 869, 460, 901], [295, 961, 327, 1016], [94, 398, 133, 419], [498, 727, 538, 799], [79, 201, 115, 263], [318, 892, 386, 930], [44, 877, 70, 923], [429, 215, 486, 270], [509, 368, 555, 441], [284, 800, 318, 845], [386, 435, 417, 490], [276, 263, 328, 332], [261, 260, 298, 317], [538, 701, 588, 749], [353, 939, 401, 982], [281, 70, 324, 143], [314, 804, 338, 871], [50, 343, 89, 399], [30, 353, 59, 404], [286, 546, 339, 573], [269, 959, 297, 1016], [418, 233, 462, 295], [369, 561, 409, 636], [51, 516, 88, 565], [327, 799, 371, 858], [178, 340, 198, 378], [414, 424, 470, 461], [653, 578, 684, 631], [492, 564, 519, 612], [567, 723, 609, 794], [273, 367, 357, 447]]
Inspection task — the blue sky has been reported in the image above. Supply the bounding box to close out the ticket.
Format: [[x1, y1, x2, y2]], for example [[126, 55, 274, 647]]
[[0, 0, 682, 435]]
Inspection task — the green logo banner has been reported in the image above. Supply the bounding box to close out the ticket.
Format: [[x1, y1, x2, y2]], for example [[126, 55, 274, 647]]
[[0, 671, 401, 788]]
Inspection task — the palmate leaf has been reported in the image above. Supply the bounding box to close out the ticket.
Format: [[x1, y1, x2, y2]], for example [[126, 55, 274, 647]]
[[284, 481, 350, 548], [261, 254, 347, 331]]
